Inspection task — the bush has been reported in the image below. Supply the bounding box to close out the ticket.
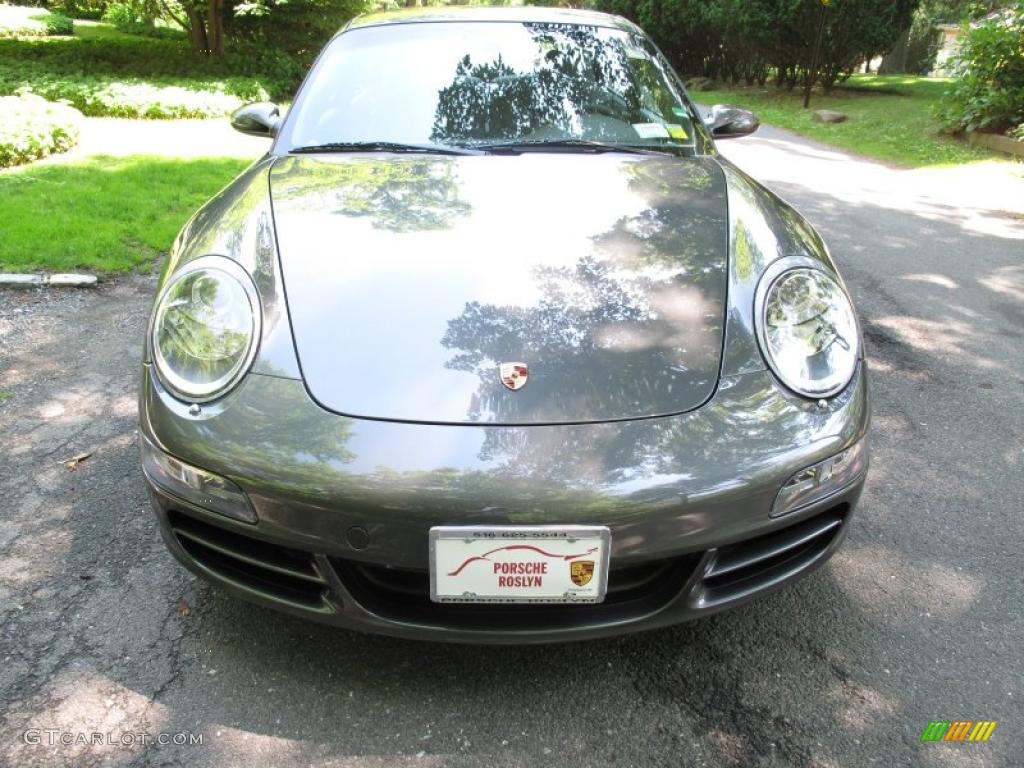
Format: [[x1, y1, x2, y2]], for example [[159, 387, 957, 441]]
[[41, 11, 73, 34], [938, 2, 1024, 134], [101, 0, 160, 35], [101, 1, 138, 27], [0, 93, 82, 168], [231, 0, 367, 66], [0, 35, 282, 117], [12, 74, 270, 118], [50, 0, 109, 20]]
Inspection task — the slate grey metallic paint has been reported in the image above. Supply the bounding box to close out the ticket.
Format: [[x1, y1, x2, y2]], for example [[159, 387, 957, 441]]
[[142, 363, 867, 569], [140, 151, 869, 641], [140, 10, 869, 641], [269, 154, 730, 425]]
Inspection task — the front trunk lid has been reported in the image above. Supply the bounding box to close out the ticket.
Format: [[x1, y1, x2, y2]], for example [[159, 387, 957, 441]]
[[270, 153, 728, 425]]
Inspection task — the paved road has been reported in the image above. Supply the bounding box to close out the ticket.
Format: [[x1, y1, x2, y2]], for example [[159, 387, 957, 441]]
[[1, 128, 1021, 768]]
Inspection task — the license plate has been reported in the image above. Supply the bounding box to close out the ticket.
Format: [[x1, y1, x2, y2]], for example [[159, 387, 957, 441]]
[[429, 525, 611, 604]]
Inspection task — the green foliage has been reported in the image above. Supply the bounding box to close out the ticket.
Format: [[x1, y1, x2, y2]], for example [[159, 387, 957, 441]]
[[700, 74, 998, 167], [905, 8, 942, 73], [590, 0, 917, 90], [0, 154, 250, 272], [938, 2, 1024, 134], [50, 0, 110, 20], [231, 0, 369, 66], [0, 32, 285, 117], [102, 0, 186, 38], [924, 0, 1015, 23], [41, 10, 73, 33], [0, 92, 81, 168], [101, 0, 146, 29], [12, 74, 269, 117]]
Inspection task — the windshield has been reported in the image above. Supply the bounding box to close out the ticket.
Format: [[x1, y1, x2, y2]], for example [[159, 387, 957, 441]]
[[278, 21, 704, 153]]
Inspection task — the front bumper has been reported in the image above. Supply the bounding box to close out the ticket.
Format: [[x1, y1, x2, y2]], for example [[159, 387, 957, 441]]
[[141, 364, 869, 643]]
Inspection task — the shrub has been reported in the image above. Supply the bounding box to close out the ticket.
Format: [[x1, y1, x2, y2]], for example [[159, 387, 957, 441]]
[[101, 1, 138, 27], [1, 32, 297, 93], [101, 0, 158, 34], [50, 0, 109, 20], [12, 75, 270, 118], [938, 2, 1024, 134], [0, 35, 282, 117], [41, 11, 73, 34], [231, 0, 367, 67], [0, 93, 82, 168]]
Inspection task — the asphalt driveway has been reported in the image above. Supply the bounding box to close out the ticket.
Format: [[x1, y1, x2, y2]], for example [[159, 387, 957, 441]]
[[1, 128, 1021, 768]]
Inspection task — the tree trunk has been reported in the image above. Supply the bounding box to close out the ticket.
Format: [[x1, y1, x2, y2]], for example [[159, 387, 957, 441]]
[[207, 0, 224, 57], [803, 2, 827, 108], [879, 27, 911, 74], [186, 6, 209, 55]]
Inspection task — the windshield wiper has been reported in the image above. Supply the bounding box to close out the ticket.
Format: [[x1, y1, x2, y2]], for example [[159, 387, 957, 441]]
[[477, 139, 677, 156], [289, 141, 482, 156]]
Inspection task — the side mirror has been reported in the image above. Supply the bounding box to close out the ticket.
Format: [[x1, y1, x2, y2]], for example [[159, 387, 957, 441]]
[[231, 102, 281, 138], [707, 104, 759, 139]]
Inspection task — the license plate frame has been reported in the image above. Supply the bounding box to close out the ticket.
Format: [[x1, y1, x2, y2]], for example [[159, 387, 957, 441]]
[[429, 525, 611, 604]]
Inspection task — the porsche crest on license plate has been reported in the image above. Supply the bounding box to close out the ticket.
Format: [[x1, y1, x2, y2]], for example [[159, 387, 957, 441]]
[[429, 526, 611, 604]]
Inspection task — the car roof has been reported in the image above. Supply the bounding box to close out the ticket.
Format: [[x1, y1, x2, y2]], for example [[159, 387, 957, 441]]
[[344, 6, 640, 34]]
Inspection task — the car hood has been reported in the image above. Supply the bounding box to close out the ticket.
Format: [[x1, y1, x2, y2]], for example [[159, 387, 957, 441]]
[[269, 153, 728, 425]]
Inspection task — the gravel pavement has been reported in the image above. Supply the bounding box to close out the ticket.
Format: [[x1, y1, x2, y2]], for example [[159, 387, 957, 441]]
[[0, 126, 1021, 768]]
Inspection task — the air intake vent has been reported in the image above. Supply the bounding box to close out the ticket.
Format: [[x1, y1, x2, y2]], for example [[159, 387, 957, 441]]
[[694, 506, 846, 608], [331, 555, 701, 632], [168, 511, 331, 611]]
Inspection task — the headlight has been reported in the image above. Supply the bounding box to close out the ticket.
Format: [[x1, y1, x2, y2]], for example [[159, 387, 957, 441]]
[[151, 257, 261, 402], [757, 266, 858, 397]]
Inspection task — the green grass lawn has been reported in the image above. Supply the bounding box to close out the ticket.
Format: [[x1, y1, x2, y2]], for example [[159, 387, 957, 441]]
[[0, 155, 249, 272], [700, 74, 997, 168]]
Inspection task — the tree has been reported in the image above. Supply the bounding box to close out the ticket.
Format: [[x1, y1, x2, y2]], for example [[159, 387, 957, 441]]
[[231, 0, 368, 60], [589, 0, 919, 91], [818, 0, 918, 88], [179, 0, 223, 56], [151, 0, 368, 58]]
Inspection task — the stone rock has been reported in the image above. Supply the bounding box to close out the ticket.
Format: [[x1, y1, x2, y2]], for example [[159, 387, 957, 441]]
[[812, 109, 847, 124], [0, 274, 44, 289], [46, 273, 98, 287]]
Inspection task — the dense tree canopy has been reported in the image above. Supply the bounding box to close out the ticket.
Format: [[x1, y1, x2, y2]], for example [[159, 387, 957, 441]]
[[589, 0, 918, 89]]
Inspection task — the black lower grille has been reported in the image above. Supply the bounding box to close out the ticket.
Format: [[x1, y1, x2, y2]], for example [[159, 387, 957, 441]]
[[332, 555, 700, 631], [168, 511, 331, 611], [694, 505, 847, 608]]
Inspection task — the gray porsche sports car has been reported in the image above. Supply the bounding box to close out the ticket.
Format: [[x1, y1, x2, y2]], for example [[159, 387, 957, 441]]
[[140, 6, 869, 643]]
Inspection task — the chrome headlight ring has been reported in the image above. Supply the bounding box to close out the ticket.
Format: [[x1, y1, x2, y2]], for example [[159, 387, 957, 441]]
[[150, 255, 262, 404], [754, 256, 860, 399]]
